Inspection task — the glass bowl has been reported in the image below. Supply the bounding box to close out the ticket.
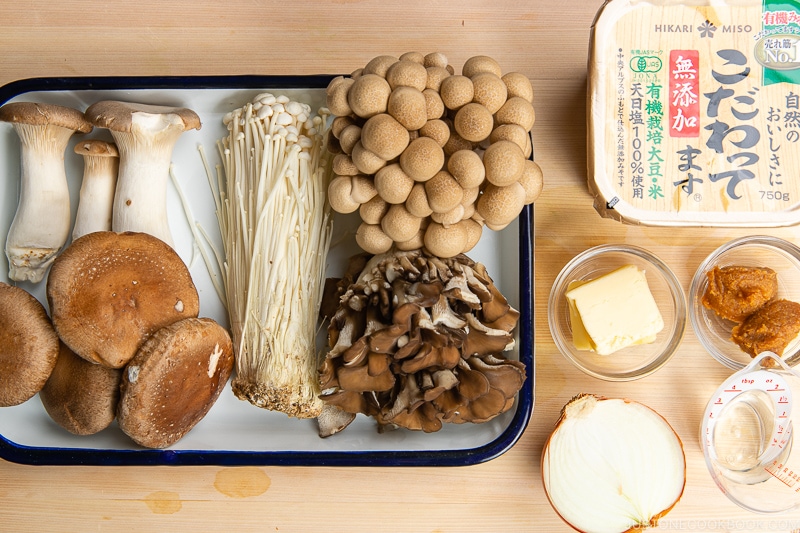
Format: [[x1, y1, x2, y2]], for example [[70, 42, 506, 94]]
[[689, 235, 800, 371], [548, 244, 686, 381]]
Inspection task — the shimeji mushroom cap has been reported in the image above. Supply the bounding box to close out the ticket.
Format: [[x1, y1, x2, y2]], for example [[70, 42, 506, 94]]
[[0, 102, 92, 133], [46, 231, 200, 369], [0, 282, 60, 406], [84, 100, 201, 133]]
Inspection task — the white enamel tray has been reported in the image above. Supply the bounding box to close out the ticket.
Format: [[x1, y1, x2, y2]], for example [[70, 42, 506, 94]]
[[0, 76, 533, 466]]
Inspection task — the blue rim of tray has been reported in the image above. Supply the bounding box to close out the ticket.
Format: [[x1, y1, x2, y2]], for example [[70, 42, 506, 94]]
[[0, 75, 534, 466]]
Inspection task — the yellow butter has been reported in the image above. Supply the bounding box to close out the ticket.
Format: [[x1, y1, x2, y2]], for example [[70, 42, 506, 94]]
[[566, 265, 664, 355], [567, 280, 594, 351]]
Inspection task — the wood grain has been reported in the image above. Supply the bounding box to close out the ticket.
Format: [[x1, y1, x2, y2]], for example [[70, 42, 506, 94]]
[[2, 1, 800, 531]]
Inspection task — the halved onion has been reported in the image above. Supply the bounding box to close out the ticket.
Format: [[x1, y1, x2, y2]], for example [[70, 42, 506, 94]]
[[542, 394, 685, 533]]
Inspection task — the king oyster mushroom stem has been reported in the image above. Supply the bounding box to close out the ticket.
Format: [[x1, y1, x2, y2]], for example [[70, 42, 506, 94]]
[[0, 102, 92, 282], [72, 140, 119, 240], [317, 249, 525, 435], [84, 101, 201, 248]]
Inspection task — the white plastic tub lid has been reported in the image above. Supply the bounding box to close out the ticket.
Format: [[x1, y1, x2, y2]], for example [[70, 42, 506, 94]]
[[589, 0, 800, 226]]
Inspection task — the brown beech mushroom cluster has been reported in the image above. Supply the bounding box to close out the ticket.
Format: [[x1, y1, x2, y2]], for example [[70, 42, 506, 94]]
[[318, 249, 526, 435], [326, 52, 543, 258]]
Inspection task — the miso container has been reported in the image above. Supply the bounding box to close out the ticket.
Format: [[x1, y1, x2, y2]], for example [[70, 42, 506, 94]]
[[588, 0, 800, 226]]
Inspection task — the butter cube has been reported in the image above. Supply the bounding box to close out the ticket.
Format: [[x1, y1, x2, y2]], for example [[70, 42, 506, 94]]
[[565, 264, 664, 355]]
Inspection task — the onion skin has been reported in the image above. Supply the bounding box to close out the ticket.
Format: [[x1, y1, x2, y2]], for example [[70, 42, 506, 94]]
[[541, 394, 686, 533]]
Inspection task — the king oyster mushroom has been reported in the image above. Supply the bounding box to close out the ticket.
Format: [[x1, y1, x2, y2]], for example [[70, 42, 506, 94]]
[[0, 102, 93, 282], [83, 101, 201, 247], [71, 140, 119, 240], [317, 249, 525, 435]]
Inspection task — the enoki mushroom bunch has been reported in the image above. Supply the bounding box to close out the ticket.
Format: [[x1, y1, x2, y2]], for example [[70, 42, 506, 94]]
[[208, 93, 334, 418], [325, 52, 543, 258]]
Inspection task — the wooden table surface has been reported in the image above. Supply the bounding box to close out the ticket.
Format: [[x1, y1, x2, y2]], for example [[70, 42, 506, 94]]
[[3, 1, 800, 531]]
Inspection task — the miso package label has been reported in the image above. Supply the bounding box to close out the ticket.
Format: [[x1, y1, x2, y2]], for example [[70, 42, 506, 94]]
[[589, 0, 800, 226]]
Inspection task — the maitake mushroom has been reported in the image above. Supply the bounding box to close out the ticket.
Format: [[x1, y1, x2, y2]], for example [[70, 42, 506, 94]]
[[318, 249, 525, 435]]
